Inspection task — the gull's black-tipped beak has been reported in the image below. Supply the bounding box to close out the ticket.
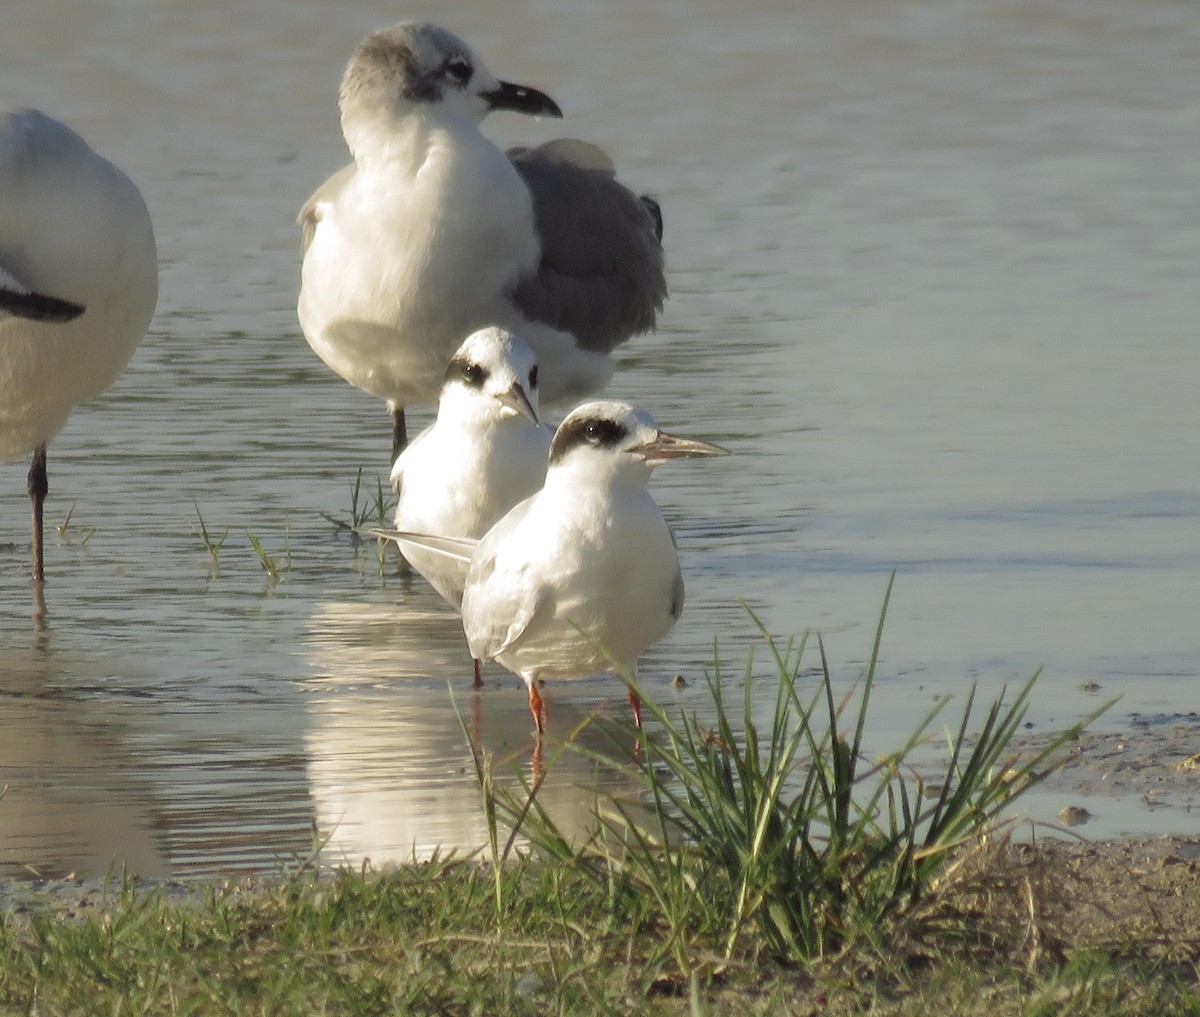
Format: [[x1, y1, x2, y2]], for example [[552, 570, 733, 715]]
[[496, 382, 540, 425], [482, 80, 563, 118]]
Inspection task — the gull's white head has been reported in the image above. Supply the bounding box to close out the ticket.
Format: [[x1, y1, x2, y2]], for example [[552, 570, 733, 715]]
[[437, 327, 541, 428], [339, 22, 562, 155], [548, 401, 730, 483]]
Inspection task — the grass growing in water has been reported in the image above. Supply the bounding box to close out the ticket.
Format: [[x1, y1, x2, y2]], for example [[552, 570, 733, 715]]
[[247, 525, 292, 581], [320, 467, 397, 573], [5, 585, 1186, 1016], [320, 467, 395, 536], [193, 502, 228, 571], [480, 576, 1115, 972]]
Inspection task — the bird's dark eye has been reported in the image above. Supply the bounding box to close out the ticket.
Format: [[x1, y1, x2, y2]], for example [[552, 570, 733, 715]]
[[549, 415, 629, 464], [444, 55, 473, 85], [447, 355, 488, 387], [528, 365, 538, 389]]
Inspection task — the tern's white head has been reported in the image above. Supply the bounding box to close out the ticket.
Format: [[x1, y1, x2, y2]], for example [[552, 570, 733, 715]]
[[339, 22, 562, 156], [437, 327, 541, 429], [547, 401, 730, 485]]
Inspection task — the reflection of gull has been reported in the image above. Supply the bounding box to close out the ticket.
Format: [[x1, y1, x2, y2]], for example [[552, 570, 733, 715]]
[[1, 109, 157, 580], [379, 402, 730, 736], [298, 21, 665, 455], [389, 327, 550, 611]]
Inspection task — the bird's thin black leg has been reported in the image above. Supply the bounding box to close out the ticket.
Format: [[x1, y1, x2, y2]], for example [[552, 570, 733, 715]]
[[28, 444, 48, 583], [390, 404, 408, 463]]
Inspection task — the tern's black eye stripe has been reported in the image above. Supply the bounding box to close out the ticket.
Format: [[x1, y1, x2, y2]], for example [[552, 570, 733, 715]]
[[447, 356, 488, 387], [549, 416, 628, 464]]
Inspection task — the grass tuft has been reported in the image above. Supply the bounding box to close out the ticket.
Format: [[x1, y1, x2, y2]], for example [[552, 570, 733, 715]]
[[320, 468, 397, 573], [481, 575, 1116, 972]]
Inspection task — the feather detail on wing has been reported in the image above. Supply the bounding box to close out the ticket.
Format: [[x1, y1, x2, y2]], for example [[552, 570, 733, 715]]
[[363, 528, 479, 564], [462, 546, 552, 665], [298, 163, 356, 256], [0, 263, 85, 322], [508, 139, 666, 353]]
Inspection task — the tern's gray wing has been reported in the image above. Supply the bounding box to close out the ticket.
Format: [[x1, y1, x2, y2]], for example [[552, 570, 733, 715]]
[[461, 499, 551, 663], [0, 263, 84, 322], [298, 163, 356, 256], [508, 139, 666, 353], [365, 528, 479, 563]]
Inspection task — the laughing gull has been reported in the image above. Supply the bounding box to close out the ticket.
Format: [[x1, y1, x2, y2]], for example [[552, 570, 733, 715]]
[[382, 401, 729, 737], [297, 22, 666, 458], [1, 109, 158, 581]]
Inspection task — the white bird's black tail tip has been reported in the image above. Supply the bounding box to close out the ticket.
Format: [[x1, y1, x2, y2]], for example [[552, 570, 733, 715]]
[[0, 287, 86, 323]]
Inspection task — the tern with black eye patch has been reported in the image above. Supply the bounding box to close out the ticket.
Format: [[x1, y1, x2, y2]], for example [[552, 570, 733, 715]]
[[380, 401, 729, 738], [382, 328, 551, 631]]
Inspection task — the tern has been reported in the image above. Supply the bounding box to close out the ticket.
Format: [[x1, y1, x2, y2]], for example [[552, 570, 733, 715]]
[[379, 401, 729, 736], [387, 325, 551, 616], [298, 22, 666, 458], [1, 109, 158, 582]]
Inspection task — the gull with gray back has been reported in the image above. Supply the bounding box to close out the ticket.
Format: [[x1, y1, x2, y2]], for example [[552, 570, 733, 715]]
[[297, 22, 666, 458]]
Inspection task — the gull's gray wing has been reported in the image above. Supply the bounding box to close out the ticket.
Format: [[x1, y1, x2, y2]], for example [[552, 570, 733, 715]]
[[0, 263, 84, 322], [298, 163, 357, 256], [508, 139, 666, 353]]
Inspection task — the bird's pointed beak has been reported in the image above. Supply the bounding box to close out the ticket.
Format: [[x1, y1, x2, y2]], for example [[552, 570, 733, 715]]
[[495, 382, 540, 425], [482, 80, 563, 118], [633, 431, 731, 464]]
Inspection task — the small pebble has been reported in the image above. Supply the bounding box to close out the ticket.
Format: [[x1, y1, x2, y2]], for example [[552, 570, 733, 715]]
[[1058, 805, 1092, 826]]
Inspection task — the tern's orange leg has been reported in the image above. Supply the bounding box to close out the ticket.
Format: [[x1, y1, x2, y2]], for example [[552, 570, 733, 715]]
[[628, 688, 643, 729], [528, 680, 546, 738], [472, 658, 483, 689]]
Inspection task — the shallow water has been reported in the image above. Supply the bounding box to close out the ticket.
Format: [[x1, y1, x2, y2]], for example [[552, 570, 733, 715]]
[[2, 0, 1198, 877]]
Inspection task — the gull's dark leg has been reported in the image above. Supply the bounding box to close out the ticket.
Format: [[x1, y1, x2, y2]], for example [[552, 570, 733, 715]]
[[473, 658, 483, 690], [390, 404, 408, 463], [28, 444, 48, 583]]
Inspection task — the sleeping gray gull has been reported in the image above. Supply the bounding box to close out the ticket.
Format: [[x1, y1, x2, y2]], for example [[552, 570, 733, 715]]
[[1, 108, 158, 582], [297, 22, 666, 458]]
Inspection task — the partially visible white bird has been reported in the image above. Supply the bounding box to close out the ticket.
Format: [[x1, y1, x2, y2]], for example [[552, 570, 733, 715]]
[[388, 326, 551, 613], [298, 22, 666, 458], [380, 401, 729, 736], [1, 108, 158, 581]]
